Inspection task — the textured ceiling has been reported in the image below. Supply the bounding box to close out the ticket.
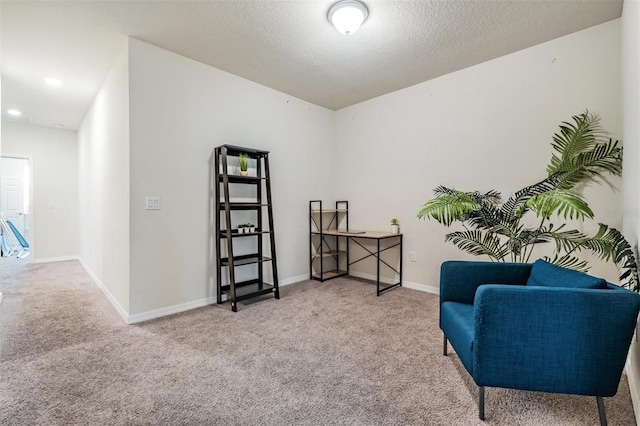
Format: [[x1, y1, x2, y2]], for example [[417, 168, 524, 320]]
[[1, 0, 623, 130]]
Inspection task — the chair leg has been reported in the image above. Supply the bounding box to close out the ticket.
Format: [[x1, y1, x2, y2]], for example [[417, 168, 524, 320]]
[[443, 334, 448, 356], [597, 397, 607, 426], [479, 386, 485, 420]]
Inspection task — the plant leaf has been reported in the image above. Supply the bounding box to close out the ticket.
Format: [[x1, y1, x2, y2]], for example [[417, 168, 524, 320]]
[[544, 254, 590, 272], [445, 230, 509, 261], [417, 187, 482, 226], [525, 189, 594, 220]]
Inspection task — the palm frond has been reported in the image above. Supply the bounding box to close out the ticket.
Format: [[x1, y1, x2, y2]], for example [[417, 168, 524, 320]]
[[417, 187, 482, 226], [511, 228, 555, 246], [546, 228, 592, 254], [461, 190, 505, 230], [544, 254, 590, 272], [501, 178, 559, 221], [547, 112, 611, 175], [445, 230, 509, 261], [545, 224, 638, 290], [433, 186, 502, 203], [525, 189, 594, 220], [593, 224, 639, 291], [550, 139, 622, 189]]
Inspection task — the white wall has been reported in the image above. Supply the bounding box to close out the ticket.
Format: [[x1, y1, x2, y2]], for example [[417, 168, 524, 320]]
[[333, 20, 622, 291], [621, 0, 640, 418], [78, 41, 130, 316], [2, 121, 78, 261], [127, 39, 334, 317]]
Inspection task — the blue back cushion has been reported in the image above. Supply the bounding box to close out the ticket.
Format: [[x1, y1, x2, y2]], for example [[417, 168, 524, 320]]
[[526, 259, 608, 289]]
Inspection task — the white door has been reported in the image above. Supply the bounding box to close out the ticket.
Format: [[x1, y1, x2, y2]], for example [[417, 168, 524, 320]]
[[1, 175, 25, 236]]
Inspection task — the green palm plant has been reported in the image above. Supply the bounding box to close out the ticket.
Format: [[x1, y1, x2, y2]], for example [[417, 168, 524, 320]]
[[417, 111, 638, 291]]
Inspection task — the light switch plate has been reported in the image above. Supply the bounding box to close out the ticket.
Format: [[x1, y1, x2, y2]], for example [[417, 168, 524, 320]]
[[145, 196, 160, 210]]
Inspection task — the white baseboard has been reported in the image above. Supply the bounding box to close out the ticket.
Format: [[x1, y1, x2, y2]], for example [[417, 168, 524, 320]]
[[127, 296, 219, 324], [280, 274, 308, 286], [34, 255, 79, 264], [129, 274, 309, 323], [78, 258, 130, 324], [402, 280, 440, 295], [79, 266, 398, 325], [348, 271, 439, 295], [112, 272, 308, 324]]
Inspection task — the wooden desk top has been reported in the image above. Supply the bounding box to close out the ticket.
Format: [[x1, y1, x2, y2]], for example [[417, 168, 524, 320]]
[[313, 229, 402, 239]]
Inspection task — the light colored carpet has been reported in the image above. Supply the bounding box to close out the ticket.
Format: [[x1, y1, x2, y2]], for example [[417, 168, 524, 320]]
[[0, 258, 636, 425]]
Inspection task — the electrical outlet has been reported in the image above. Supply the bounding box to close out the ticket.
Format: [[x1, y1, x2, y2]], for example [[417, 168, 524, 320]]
[[410, 251, 416, 262]]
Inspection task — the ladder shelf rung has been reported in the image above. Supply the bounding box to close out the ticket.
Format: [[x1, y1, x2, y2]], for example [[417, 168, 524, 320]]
[[220, 254, 272, 267], [220, 230, 272, 238], [221, 282, 276, 301], [218, 175, 265, 184], [219, 202, 270, 210]]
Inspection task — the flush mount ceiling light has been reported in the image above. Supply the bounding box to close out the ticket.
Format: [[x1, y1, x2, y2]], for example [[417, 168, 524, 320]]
[[7, 109, 22, 117], [328, 0, 368, 36]]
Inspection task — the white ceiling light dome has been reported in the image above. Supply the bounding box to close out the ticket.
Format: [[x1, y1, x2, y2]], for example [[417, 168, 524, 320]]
[[328, 0, 368, 36]]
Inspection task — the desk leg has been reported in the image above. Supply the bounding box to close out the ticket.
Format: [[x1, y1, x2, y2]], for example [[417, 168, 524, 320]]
[[400, 234, 403, 288], [376, 238, 381, 296]]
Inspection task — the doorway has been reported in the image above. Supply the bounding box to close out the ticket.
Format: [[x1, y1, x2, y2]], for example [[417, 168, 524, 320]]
[[1, 156, 32, 259]]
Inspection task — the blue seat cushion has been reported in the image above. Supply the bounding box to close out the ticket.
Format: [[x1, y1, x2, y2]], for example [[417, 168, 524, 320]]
[[441, 301, 474, 375], [526, 259, 607, 289]]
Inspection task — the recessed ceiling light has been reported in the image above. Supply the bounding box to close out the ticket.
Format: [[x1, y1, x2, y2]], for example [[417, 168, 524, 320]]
[[7, 109, 22, 116], [54, 123, 65, 128], [44, 77, 64, 87]]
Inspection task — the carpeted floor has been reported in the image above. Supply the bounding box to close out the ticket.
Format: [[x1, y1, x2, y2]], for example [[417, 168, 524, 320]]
[[0, 258, 636, 425]]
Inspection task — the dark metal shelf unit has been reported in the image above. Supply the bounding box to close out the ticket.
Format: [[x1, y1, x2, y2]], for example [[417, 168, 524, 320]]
[[214, 144, 279, 312], [309, 200, 349, 281]]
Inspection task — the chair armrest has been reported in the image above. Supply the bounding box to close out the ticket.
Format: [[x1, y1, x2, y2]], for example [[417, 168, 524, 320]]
[[440, 261, 532, 305], [473, 284, 640, 396]]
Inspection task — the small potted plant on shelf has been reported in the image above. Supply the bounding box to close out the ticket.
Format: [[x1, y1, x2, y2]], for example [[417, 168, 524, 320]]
[[237, 224, 247, 234], [248, 223, 256, 233], [390, 218, 400, 234], [238, 153, 249, 176]]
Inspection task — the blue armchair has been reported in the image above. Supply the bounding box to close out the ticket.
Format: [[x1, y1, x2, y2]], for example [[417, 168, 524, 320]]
[[440, 259, 640, 425]]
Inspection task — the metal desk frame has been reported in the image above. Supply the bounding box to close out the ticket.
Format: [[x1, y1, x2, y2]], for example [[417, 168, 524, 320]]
[[321, 230, 403, 296]]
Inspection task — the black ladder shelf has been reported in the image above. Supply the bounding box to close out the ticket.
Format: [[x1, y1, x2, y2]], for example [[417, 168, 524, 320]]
[[214, 145, 279, 312]]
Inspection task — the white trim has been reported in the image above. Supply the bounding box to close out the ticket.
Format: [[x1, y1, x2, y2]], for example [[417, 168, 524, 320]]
[[280, 274, 308, 286], [0, 292, 3, 304], [402, 280, 439, 295], [79, 258, 438, 324], [348, 270, 439, 295], [78, 258, 129, 324], [127, 296, 218, 324], [76, 265, 322, 325], [129, 274, 309, 324], [34, 255, 79, 264]]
